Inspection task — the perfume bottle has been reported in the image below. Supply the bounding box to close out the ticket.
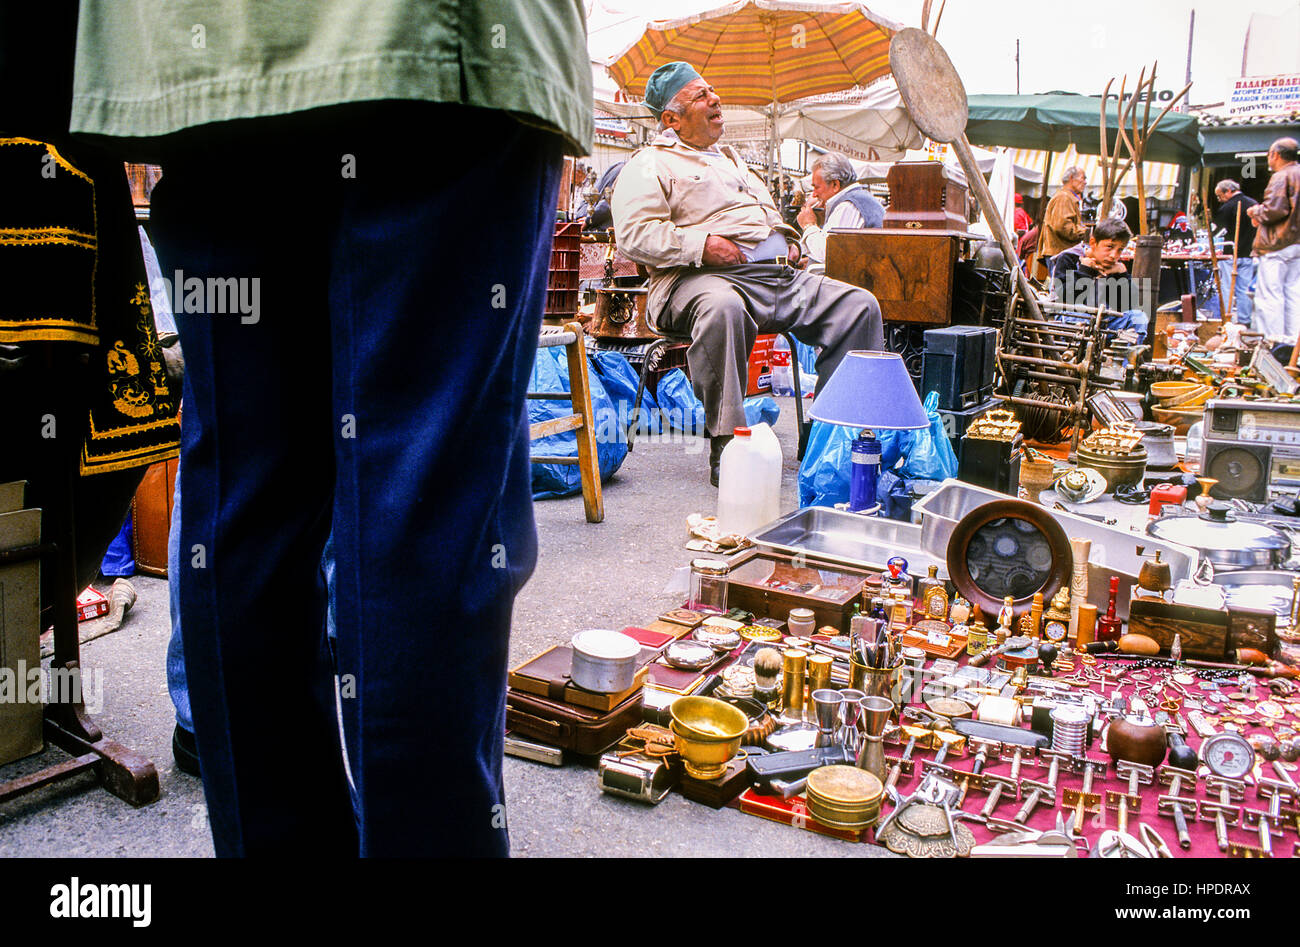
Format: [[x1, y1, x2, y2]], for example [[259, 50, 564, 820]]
[[1096, 576, 1123, 643], [917, 565, 950, 620], [1018, 592, 1044, 641], [965, 604, 989, 656]]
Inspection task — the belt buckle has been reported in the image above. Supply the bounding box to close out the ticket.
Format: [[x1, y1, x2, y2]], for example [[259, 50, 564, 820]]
[[773, 255, 788, 268]]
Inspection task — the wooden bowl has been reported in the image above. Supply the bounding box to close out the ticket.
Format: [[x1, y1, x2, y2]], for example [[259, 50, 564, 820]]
[[1151, 406, 1202, 435], [1150, 381, 1200, 400]]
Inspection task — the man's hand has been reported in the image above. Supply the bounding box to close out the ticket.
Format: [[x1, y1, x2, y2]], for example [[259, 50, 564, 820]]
[[796, 201, 818, 229], [702, 234, 745, 266]]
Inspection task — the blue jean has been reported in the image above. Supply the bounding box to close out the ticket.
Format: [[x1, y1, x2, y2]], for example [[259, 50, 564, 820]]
[[1207, 257, 1257, 323], [1056, 309, 1148, 344], [165, 464, 190, 733], [151, 103, 561, 856], [168, 465, 337, 738]]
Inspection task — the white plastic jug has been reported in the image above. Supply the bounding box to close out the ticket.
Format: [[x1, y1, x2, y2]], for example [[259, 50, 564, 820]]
[[716, 423, 783, 536]]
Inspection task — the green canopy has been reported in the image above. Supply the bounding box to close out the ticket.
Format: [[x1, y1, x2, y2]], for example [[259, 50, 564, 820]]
[[965, 93, 1203, 166]]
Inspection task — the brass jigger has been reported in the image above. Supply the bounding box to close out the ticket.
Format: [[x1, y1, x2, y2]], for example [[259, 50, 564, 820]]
[[838, 688, 866, 753], [856, 696, 894, 782], [812, 690, 845, 748]]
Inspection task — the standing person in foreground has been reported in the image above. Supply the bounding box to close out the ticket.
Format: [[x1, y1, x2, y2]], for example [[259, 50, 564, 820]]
[[1249, 138, 1300, 346], [70, 1, 592, 856], [612, 62, 885, 485]]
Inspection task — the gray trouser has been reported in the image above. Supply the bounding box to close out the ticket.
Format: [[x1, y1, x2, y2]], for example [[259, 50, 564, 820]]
[[653, 263, 884, 436]]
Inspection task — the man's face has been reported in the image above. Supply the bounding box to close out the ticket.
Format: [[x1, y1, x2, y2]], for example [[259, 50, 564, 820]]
[[663, 78, 724, 147], [1215, 187, 1231, 204], [810, 167, 840, 205], [1069, 172, 1087, 195], [1268, 147, 1281, 172], [1090, 237, 1125, 269]]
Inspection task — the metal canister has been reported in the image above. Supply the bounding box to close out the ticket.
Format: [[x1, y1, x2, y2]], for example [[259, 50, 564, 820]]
[[782, 649, 808, 720], [966, 623, 988, 656], [808, 653, 833, 696]]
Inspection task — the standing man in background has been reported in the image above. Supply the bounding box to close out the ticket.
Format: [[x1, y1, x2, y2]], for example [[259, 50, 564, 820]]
[[1249, 138, 1300, 346], [1040, 166, 1089, 266], [1213, 179, 1258, 325]]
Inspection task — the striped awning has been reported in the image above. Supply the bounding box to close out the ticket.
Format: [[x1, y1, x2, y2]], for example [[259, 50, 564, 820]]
[[605, 1, 901, 107], [1006, 145, 1184, 201]]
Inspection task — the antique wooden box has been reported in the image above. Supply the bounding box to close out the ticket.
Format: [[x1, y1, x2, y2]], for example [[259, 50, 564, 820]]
[[884, 161, 969, 232], [825, 231, 960, 325], [725, 550, 877, 630]]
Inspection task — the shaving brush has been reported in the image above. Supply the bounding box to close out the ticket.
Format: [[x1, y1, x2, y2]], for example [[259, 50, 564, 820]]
[[753, 647, 782, 708]]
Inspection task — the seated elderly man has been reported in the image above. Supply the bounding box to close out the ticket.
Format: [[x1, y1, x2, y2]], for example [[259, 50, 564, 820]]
[[798, 152, 885, 267], [613, 62, 885, 484]]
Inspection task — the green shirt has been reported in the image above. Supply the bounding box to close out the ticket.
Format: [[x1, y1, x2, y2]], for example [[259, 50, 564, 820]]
[[70, 0, 592, 156]]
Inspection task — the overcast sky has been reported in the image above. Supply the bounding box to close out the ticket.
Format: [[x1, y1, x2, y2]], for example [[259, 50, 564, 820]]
[[587, 0, 1300, 104]]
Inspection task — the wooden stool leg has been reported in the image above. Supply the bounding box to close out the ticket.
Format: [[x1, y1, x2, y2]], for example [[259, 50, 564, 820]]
[[563, 322, 604, 524], [627, 339, 667, 452], [781, 332, 808, 461]]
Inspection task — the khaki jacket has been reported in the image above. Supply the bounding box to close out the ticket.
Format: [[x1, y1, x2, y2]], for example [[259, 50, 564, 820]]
[[1042, 188, 1087, 256], [1253, 163, 1300, 256], [612, 130, 784, 316]]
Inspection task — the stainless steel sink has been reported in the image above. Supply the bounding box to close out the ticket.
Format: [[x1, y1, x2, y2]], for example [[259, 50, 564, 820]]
[[748, 507, 943, 577]]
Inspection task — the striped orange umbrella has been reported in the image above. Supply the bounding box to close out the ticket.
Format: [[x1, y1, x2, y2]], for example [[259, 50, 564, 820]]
[[606, 1, 901, 108]]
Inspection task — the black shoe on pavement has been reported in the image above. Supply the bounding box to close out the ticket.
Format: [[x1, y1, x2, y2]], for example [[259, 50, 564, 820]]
[[173, 724, 201, 777], [709, 433, 734, 487]]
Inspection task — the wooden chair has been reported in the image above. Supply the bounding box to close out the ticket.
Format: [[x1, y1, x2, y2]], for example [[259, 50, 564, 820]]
[[530, 322, 603, 523], [626, 327, 807, 459]]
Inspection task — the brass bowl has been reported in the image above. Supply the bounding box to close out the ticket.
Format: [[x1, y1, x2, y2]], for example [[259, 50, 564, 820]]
[[670, 721, 743, 780], [1076, 444, 1147, 489], [670, 697, 749, 780]]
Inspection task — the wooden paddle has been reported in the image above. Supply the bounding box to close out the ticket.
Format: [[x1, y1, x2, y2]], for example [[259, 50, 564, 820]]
[[888, 28, 1046, 326]]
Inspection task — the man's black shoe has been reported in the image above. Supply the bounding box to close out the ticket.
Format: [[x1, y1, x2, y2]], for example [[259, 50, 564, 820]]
[[173, 724, 201, 777], [709, 433, 734, 487]]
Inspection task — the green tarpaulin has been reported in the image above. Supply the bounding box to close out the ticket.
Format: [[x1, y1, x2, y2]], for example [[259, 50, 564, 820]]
[[965, 93, 1202, 166]]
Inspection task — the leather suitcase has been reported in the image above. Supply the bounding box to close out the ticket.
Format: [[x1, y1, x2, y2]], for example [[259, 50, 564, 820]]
[[505, 687, 644, 757], [130, 457, 177, 577]]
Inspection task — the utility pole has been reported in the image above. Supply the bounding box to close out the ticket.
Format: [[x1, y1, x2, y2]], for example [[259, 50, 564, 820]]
[[1016, 38, 1021, 94], [1183, 10, 1195, 111]]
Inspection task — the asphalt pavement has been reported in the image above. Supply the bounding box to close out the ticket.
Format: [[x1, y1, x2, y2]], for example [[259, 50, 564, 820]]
[[0, 395, 893, 857]]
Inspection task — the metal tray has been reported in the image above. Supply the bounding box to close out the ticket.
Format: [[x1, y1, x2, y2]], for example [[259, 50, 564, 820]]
[[747, 507, 943, 578]]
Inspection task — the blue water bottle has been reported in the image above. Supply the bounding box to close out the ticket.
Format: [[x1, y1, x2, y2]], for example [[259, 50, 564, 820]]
[[849, 434, 881, 513]]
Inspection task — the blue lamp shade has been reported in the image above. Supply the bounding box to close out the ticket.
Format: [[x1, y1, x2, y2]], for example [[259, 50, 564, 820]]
[[809, 351, 929, 430]]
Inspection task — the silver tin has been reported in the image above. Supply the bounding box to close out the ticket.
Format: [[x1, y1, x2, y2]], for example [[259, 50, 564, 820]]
[[570, 629, 640, 693]]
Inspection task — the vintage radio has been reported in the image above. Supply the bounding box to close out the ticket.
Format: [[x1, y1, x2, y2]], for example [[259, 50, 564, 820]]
[[1201, 399, 1300, 503], [884, 161, 969, 232]]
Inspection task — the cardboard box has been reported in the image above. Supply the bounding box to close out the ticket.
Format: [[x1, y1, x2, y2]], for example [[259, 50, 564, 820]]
[[0, 505, 45, 765], [76, 586, 109, 623]]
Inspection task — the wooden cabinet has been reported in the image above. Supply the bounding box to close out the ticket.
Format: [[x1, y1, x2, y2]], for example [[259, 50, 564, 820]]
[[825, 230, 962, 325]]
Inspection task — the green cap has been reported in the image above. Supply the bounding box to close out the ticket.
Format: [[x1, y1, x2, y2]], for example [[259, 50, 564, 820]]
[[644, 61, 703, 116]]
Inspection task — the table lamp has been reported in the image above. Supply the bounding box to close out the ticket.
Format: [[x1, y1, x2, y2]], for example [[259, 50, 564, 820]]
[[809, 351, 929, 512]]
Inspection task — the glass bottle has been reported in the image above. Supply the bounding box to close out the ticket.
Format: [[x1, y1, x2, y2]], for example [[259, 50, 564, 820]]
[[918, 565, 950, 620], [1096, 576, 1123, 643], [688, 558, 730, 615]]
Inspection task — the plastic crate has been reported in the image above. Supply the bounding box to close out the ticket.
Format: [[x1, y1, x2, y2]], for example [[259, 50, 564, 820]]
[[546, 222, 582, 317]]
